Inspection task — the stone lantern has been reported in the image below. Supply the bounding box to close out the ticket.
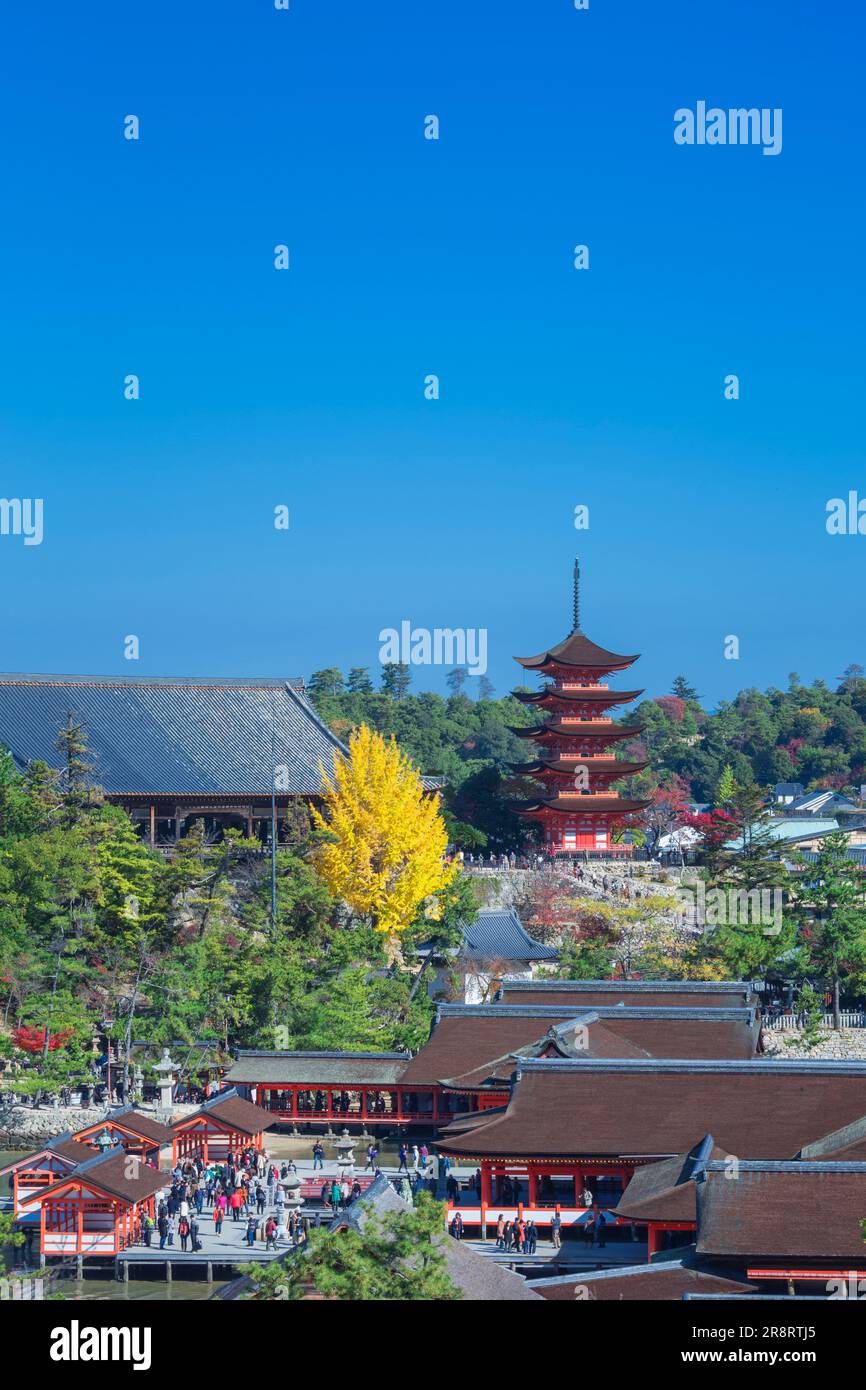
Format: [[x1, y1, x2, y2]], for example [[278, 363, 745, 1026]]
[[154, 1048, 178, 1116], [335, 1128, 356, 1181], [282, 1167, 304, 1218]]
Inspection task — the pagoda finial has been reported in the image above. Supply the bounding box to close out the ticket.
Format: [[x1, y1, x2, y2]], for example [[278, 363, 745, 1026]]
[[572, 557, 582, 633]]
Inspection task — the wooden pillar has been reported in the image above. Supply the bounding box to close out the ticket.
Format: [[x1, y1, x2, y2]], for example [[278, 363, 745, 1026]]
[[149, 803, 156, 846], [174, 811, 183, 841], [646, 1223, 661, 1259], [527, 1170, 538, 1206], [480, 1163, 492, 1208]]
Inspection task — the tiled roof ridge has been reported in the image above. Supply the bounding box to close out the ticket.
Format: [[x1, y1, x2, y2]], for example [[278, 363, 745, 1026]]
[[234, 1048, 410, 1059], [514, 1057, 866, 1075], [0, 672, 304, 688], [438, 1004, 755, 1021]]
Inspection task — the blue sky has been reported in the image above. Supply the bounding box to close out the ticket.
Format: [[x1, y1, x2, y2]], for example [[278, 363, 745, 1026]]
[[0, 1, 863, 707]]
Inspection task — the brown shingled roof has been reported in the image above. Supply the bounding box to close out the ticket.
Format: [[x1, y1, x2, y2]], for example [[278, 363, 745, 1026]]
[[403, 1005, 758, 1088], [22, 1151, 167, 1207], [74, 1110, 174, 1146], [614, 1140, 732, 1225], [533, 1261, 757, 1302], [497, 980, 756, 1008], [174, 1093, 273, 1136], [439, 1060, 866, 1161], [696, 1162, 866, 1260]]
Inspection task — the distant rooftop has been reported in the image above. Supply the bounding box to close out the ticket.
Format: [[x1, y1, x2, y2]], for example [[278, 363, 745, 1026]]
[[0, 672, 347, 797]]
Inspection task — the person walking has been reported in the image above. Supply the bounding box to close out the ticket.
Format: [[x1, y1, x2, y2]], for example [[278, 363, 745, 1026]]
[[525, 1220, 537, 1255], [158, 1213, 169, 1250], [178, 1215, 190, 1252], [398, 1143, 408, 1172], [330, 1179, 341, 1209], [245, 1215, 258, 1248], [230, 1189, 243, 1222], [550, 1212, 562, 1250], [213, 1204, 224, 1237], [265, 1215, 278, 1250], [450, 1211, 464, 1241], [312, 1141, 325, 1171], [496, 1214, 506, 1250]]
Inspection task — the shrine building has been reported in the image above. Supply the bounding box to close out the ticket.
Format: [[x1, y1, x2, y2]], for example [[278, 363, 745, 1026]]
[[437, 1057, 866, 1232], [170, 1089, 274, 1164], [18, 1147, 166, 1260], [0, 673, 348, 845]]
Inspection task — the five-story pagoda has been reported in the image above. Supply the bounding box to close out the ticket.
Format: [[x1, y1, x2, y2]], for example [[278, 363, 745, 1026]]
[[510, 559, 650, 856]]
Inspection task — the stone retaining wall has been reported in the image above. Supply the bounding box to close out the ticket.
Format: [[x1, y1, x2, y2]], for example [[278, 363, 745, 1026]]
[[762, 1027, 866, 1060]]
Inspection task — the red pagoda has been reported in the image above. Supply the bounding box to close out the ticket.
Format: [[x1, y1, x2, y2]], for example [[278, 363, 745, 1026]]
[[510, 559, 650, 856]]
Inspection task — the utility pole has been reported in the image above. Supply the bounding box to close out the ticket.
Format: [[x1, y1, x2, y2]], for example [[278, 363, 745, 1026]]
[[270, 692, 278, 934]]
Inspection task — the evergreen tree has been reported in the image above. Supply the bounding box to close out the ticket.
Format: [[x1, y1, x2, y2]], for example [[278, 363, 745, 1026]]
[[381, 662, 411, 699], [308, 668, 345, 697], [347, 667, 374, 694], [672, 675, 699, 701], [793, 831, 866, 1028], [244, 1191, 461, 1301]]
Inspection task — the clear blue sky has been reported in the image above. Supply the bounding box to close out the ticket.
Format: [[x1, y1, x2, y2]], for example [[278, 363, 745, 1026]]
[[1, 1, 863, 706]]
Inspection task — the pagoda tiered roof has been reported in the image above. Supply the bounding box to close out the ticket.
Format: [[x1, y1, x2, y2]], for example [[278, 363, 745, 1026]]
[[511, 720, 645, 743], [510, 561, 651, 844], [514, 630, 639, 673], [511, 687, 644, 708], [508, 756, 650, 780], [512, 794, 650, 817]]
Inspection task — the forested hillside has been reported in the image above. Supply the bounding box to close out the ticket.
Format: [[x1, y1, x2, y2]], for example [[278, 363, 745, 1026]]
[[307, 664, 866, 848]]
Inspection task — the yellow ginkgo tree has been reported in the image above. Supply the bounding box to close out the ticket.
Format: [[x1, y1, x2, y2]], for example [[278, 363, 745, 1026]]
[[311, 725, 457, 959]]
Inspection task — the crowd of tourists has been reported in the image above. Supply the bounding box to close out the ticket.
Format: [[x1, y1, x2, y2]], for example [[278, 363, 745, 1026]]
[[139, 1146, 318, 1252]]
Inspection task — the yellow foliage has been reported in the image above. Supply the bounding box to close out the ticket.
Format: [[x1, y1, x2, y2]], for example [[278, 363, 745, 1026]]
[[311, 725, 457, 940]]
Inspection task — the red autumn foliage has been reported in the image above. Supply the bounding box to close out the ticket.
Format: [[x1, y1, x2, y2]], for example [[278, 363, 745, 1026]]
[[654, 695, 686, 723], [13, 1026, 74, 1054], [682, 809, 736, 849]]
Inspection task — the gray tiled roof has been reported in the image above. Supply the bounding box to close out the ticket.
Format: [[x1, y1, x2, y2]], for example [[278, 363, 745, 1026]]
[[0, 673, 347, 796], [461, 909, 558, 963]]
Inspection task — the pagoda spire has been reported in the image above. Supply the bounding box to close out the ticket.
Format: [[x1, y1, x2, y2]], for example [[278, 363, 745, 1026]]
[[572, 557, 582, 634]]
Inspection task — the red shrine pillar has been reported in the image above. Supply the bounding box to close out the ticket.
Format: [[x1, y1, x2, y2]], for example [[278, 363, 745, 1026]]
[[480, 1164, 492, 1241]]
